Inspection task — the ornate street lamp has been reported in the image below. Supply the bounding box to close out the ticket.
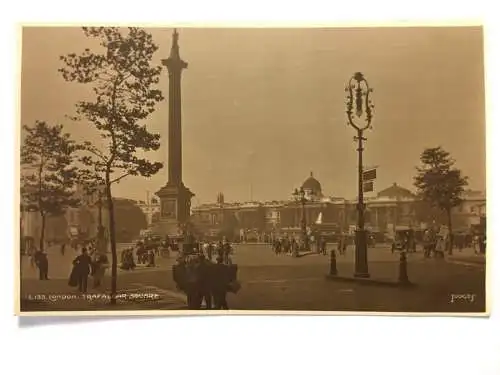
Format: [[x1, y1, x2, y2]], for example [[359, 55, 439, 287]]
[[293, 187, 309, 251], [345, 72, 375, 278]]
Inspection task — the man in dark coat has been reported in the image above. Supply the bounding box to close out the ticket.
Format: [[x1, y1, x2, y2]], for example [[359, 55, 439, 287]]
[[73, 247, 92, 293], [173, 257, 186, 291], [216, 240, 224, 259], [320, 237, 327, 255], [34, 249, 49, 280], [147, 250, 156, 267], [211, 256, 231, 309], [184, 257, 203, 309], [198, 255, 213, 309], [222, 240, 232, 264]]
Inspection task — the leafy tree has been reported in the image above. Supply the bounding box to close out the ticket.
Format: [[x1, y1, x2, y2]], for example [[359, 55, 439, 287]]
[[414, 146, 468, 254], [59, 27, 164, 304], [113, 198, 148, 242], [20, 121, 80, 252], [413, 199, 446, 227]]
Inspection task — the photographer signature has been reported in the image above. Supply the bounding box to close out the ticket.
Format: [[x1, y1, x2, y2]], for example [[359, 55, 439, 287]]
[[450, 293, 476, 303]]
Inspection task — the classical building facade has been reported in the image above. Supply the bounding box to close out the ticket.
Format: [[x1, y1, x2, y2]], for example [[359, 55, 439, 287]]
[[190, 173, 486, 239]]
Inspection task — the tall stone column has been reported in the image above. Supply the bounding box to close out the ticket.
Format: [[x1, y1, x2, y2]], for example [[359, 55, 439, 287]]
[[154, 29, 194, 237]]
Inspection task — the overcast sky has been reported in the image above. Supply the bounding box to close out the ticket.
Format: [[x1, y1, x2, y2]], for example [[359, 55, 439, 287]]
[[20, 26, 486, 205]]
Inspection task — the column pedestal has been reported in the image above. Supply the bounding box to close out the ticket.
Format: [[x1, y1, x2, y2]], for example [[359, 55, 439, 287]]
[[152, 183, 194, 237]]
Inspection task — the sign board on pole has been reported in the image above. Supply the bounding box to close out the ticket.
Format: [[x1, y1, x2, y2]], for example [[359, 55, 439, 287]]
[[363, 168, 377, 181], [363, 181, 374, 192]]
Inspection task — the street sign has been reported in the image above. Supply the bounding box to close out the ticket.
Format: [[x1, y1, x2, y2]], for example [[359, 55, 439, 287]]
[[363, 168, 377, 181], [363, 181, 374, 192]]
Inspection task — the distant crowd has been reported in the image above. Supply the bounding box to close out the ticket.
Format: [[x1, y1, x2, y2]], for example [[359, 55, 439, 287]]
[[271, 235, 327, 256]]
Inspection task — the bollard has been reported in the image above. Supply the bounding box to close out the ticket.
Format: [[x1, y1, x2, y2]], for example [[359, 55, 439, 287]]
[[330, 249, 338, 276], [398, 250, 409, 284]]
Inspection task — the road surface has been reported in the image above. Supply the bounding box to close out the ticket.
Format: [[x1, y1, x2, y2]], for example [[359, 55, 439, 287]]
[[19, 243, 486, 313]]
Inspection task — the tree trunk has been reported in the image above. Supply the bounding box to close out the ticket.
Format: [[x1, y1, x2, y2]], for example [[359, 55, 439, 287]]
[[105, 177, 118, 305], [446, 208, 453, 255], [39, 212, 46, 252]]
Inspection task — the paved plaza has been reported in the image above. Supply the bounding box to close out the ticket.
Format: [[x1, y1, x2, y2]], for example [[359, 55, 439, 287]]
[[19, 243, 486, 313]]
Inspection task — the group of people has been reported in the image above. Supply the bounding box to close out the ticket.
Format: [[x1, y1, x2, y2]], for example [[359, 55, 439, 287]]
[[26, 239, 101, 281], [422, 229, 486, 258], [120, 237, 179, 270], [120, 248, 138, 270], [272, 236, 301, 256], [271, 236, 328, 256], [68, 246, 109, 293], [120, 246, 157, 270], [173, 251, 238, 310], [199, 239, 233, 264], [138, 236, 180, 257], [134, 242, 159, 266]]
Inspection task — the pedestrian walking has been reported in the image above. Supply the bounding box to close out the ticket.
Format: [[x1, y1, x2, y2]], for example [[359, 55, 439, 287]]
[[473, 235, 480, 254], [337, 235, 346, 256], [216, 240, 224, 259], [212, 256, 231, 310], [222, 239, 232, 264], [72, 247, 92, 293], [320, 237, 327, 255], [92, 252, 108, 288], [34, 248, 49, 280], [147, 250, 156, 267], [184, 257, 203, 309]]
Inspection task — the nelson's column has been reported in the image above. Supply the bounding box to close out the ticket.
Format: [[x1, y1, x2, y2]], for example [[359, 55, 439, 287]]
[[154, 29, 194, 236]]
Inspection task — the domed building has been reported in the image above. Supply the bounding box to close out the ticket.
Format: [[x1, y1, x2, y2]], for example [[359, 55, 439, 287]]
[[278, 172, 345, 236], [377, 182, 415, 199], [301, 172, 323, 198]]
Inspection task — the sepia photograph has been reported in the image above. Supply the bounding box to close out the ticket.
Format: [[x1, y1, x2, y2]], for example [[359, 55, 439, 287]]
[[17, 25, 487, 315]]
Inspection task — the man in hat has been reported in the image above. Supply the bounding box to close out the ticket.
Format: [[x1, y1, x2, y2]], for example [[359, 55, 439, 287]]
[[211, 256, 231, 309], [222, 238, 232, 264], [198, 254, 213, 309], [173, 256, 186, 291], [73, 247, 92, 293], [34, 248, 49, 280]]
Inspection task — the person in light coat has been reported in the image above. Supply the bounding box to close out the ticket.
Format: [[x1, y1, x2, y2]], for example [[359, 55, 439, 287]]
[[92, 252, 109, 288]]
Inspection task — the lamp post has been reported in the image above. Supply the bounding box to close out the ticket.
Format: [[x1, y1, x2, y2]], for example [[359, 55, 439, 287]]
[[293, 187, 309, 251], [345, 72, 375, 278]]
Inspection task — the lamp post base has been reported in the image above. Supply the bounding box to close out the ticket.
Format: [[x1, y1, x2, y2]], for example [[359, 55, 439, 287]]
[[354, 229, 370, 278]]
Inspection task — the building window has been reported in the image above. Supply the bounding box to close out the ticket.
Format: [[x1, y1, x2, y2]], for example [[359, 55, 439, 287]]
[[470, 206, 476, 214]]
